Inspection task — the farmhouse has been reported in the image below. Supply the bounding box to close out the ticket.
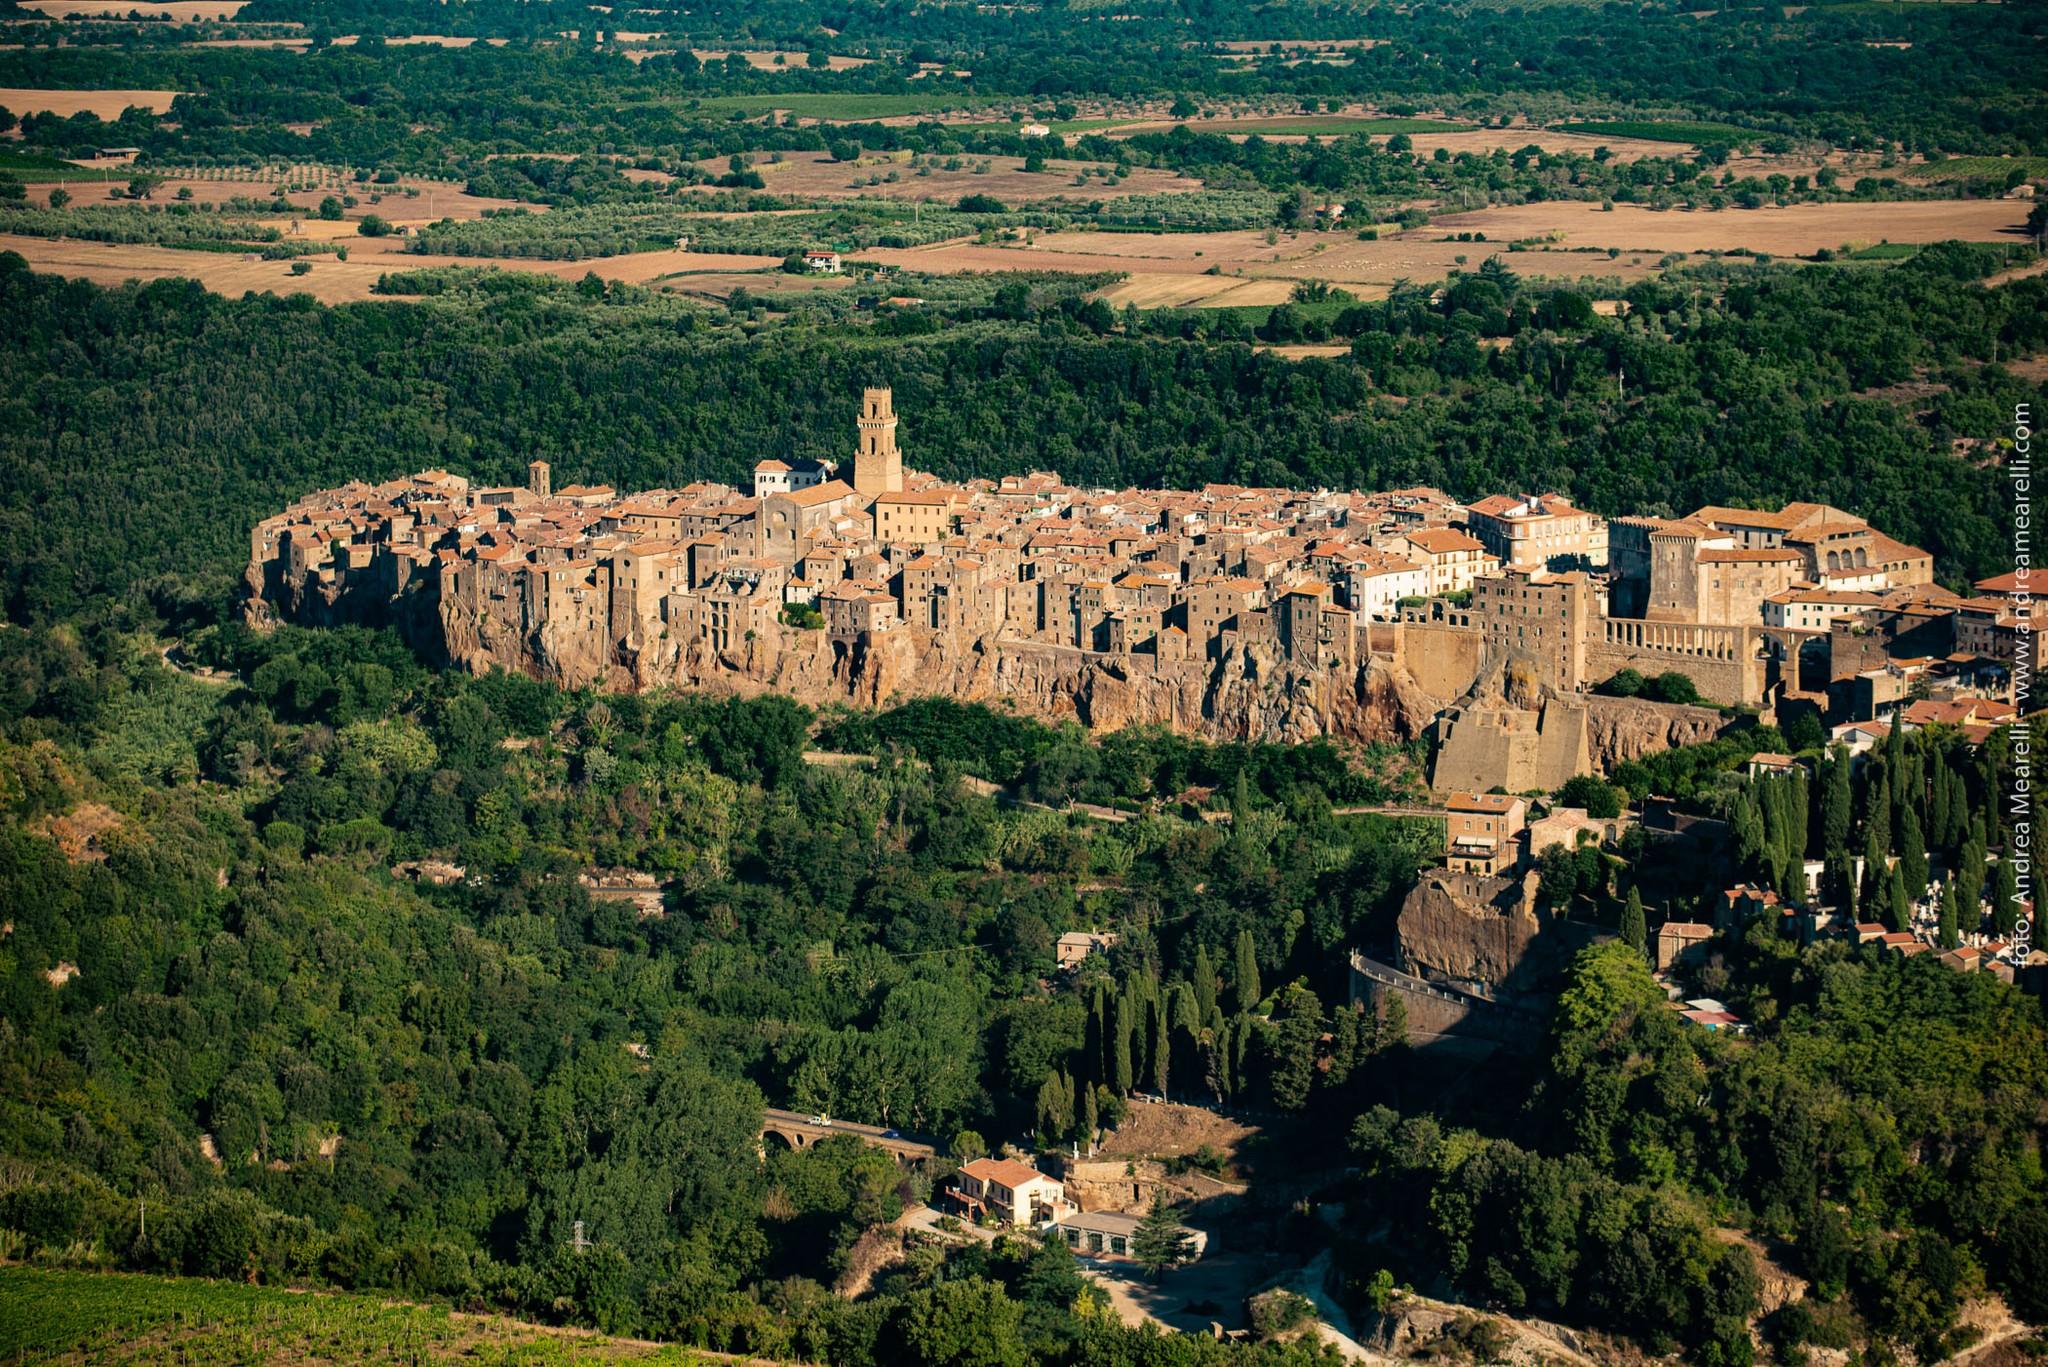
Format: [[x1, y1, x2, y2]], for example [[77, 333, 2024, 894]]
[[804, 250, 843, 274], [952, 1158, 1067, 1227]]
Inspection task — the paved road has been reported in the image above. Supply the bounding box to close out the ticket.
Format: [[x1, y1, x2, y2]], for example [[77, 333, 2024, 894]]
[[760, 1107, 939, 1161]]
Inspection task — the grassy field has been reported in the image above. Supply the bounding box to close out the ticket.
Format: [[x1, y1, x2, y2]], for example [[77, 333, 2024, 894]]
[[0, 1267, 713, 1364], [1179, 115, 1476, 136], [1555, 119, 1771, 145], [0, 151, 133, 184]]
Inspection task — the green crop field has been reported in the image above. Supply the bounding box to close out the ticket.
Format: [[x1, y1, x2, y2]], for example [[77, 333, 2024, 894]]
[[1205, 116, 1477, 136], [0, 1268, 710, 1365], [1904, 155, 2048, 183], [1555, 119, 1772, 144], [0, 150, 133, 184]]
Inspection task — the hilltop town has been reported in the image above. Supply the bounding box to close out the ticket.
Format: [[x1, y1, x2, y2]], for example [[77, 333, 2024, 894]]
[[246, 387, 2018, 795]]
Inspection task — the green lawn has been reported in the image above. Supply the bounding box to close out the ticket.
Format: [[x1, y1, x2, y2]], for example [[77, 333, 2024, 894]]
[[0, 1267, 709, 1364], [1197, 116, 1476, 136], [1554, 119, 1771, 145]]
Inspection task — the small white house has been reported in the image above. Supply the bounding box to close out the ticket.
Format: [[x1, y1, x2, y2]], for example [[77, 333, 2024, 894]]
[[804, 250, 843, 274]]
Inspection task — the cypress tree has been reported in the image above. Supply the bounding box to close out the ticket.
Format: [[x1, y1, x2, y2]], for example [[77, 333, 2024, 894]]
[[1929, 760, 1955, 855], [1086, 984, 1108, 1089], [1083, 1084, 1099, 1152], [1153, 1000, 1171, 1099], [1992, 855, 2020, 938], [1938, 882, 1960, 950], [1886, 864, 1912, 933], [1864, 763, 1892, 858], [1232, 929, 1262, 1015], [1859, 830, 1888, 913], [1112, 995, 1134, 1096], [1821, 746, 1853, 856], [1899, 803, 1928, 894], [1191, 944, 1218, 1022], [1956, 836, 1987, 926], [1621, 886, 1648, 960], [1789, 767, 1810, 863]]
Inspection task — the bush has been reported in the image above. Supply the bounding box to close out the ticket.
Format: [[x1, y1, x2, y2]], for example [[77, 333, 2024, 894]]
[[1652, 671, 1703, 706], [1558, 774, 1624, 818], [358, 215, 393, 238]]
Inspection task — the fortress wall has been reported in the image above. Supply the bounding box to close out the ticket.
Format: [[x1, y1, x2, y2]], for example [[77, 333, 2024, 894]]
[[1583, 618, 1764, 705]]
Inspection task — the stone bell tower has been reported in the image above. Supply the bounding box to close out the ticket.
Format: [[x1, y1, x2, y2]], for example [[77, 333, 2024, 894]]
[[852, 388, 903, 498], [527, 458, 552, 499]]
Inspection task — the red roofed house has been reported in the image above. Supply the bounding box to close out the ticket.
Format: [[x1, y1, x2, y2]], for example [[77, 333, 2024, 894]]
[[952, 1158, 1068, 1228]]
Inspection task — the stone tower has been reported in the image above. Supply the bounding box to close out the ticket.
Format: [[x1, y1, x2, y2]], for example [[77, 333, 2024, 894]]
[[853, 388, 903, 497], [527, 459, 552, 499]]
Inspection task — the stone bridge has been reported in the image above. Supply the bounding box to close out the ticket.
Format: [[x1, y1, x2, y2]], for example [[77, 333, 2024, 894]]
[[760, 1108, 938, 1164]]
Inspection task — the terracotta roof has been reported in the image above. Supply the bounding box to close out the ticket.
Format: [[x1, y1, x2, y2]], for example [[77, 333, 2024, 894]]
[[959, 1158, 1055, 1189]]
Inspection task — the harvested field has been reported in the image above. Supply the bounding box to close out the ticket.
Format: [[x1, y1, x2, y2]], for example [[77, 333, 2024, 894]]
[[1257, 343, 1352, 359], [0, 87, 182, 118], [688, 48, 873, 69], [687, 150, 1205, 203], [1429, 198, 2032, 252], [0, 232, 785, 304], [1098, 1098, 1257, 1162], [19, 0, 244, 14], [867, 225, 1680, 306], [22, 174, 530, 224], [1405, 127, 1686, 161]]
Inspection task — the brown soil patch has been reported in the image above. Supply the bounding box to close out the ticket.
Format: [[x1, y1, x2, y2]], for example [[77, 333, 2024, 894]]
[[20, 0, 243, 14], [1406, 128, 1683, 162], [1097, 1099, 1257, 1161], [688, 48, 872, 70], [30, 800, 125, 862], [20, 174, 529, 224], [869, 226, 1678, 306], [690, 150, 1204, 204], [0, 232, 785, 303], [1256, 343, 1351, 359], [0, 87, 181, 118], [1988, 257, 2048, 289], [1429, 198, 2030, 253]]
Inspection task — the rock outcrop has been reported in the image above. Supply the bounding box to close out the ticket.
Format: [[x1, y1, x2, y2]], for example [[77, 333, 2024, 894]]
[[1583, 694, 1728, 769], [1395, 868, 1544, 991], [419, 579, 1441, 747]]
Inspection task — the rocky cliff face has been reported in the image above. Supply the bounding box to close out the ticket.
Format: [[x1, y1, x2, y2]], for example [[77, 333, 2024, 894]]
[[424, 588, 1443, 748], [1583, 695, 1728, 770], [1396, 869, 1541, 989]]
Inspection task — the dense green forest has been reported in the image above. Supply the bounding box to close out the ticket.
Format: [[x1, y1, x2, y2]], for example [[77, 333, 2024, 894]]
[[1, 0, 2042, 172], [3, 242, 2043, 626], [2, 0, 2047, 1356], [1, 607, 2045, 1361]]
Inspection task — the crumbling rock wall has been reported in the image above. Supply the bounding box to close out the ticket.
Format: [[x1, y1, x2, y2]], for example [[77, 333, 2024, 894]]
[[1395, 869, 1542, 989], [1583, 695, 1728, 770], [281, 572, 1444, 748]]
